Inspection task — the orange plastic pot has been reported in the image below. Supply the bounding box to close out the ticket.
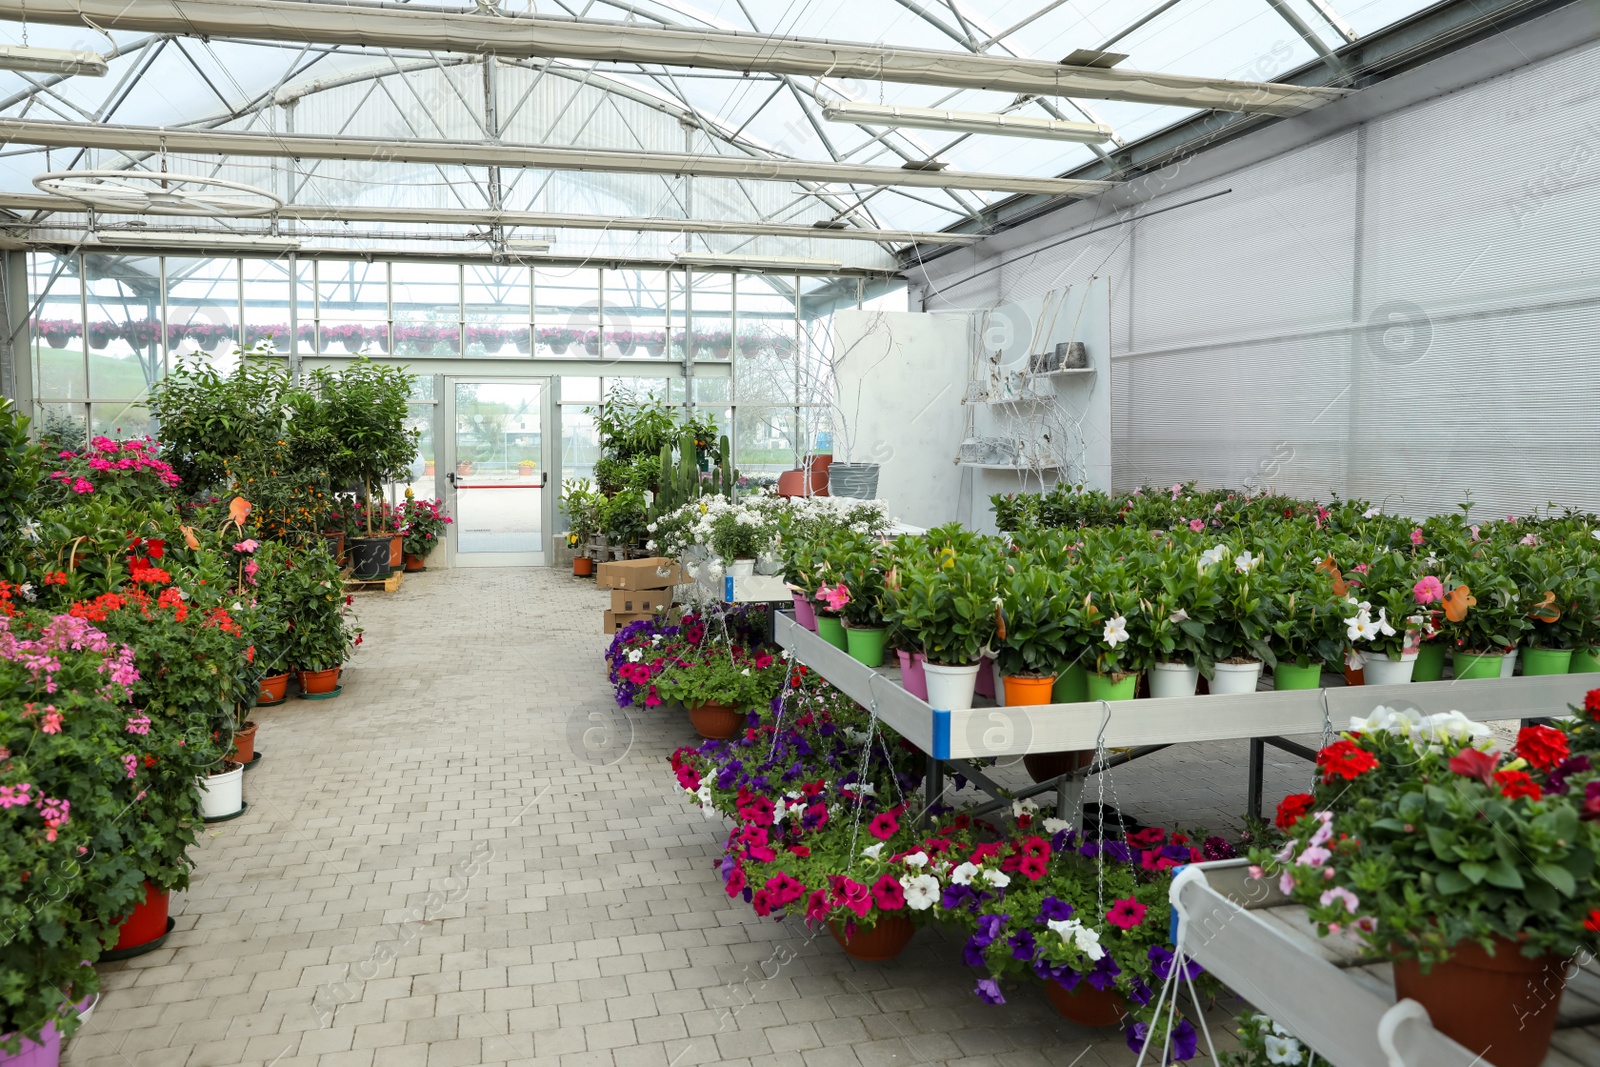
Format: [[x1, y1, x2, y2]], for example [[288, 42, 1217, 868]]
[[688, 701, 744, 739], [227, 721, 258, 765], [403, 553, 426, 572], [387, 534, 403, 568], [830, 915, 914, 961], [1045, 982, 1127, 1027], [573, 557, 595, 577], [297, 667, 341, 695], [1393, 939, 1564, 1067], [258, 672, 290, 703], [112, 882, 170, 951], [1002, 674, 1057, 705]]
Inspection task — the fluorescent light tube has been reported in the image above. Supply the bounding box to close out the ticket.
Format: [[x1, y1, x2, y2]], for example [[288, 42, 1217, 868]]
[[822, 101, 1113, 144], [89, 231, 300, 250], [674, 252, 842, 272], [0, 45, 106, 77]]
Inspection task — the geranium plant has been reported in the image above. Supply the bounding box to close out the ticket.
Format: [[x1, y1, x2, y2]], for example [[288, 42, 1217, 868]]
[[399, 496, 452, 558]]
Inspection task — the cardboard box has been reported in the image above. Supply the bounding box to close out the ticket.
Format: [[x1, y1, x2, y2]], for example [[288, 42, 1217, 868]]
[[610, 588, 673, 615], [603, 609, 656, 635], [596, 557, 683, 590]]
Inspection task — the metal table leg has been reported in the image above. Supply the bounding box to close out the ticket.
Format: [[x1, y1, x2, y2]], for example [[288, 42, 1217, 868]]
[[923, 754, 944, 821], [1248, 738, 1266, 823]]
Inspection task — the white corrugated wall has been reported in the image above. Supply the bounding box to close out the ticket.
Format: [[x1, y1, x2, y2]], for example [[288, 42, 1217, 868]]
[[922, 37, 1600, 519]]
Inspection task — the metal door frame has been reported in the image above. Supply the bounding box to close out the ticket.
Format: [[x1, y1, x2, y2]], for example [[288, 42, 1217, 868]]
[[441, 375, 554, 568]]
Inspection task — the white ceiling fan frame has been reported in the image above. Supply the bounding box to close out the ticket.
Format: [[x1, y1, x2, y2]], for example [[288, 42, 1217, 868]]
[[32, 170, 283, 217]]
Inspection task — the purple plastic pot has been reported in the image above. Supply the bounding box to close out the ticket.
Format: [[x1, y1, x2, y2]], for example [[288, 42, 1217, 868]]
[[896, 650, 929, 700], [792, 594, 817, 632], [974, 655, 996, 699], [0, 1022, 61, 1067]]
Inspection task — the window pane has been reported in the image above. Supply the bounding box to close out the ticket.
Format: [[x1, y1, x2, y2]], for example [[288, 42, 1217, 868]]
[[734, 406, 797, 478], [669, 272, 691, 358], [387, 401, 437, 504], [165, 257, 240, 371], [603, 377, 668, 401], [85, 253, 162, 400], [242, 258, 293, 352], [535, 266, 599, 356], [694, 376, 731, 404], [689, 271, 732, 362], [561, 376, 600, 404], [735, 273, 798, 404], [603, 269, 670, 359], [560, 404, 600, 486], [92, 400, 155, 441], [465, 264, 529, 357], [318, 260, 389, 355], [30, 252, 84, 399], [37, 402, 87, 452]]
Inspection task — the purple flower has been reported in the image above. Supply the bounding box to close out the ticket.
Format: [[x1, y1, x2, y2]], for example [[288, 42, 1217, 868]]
[[1202, 835, 1237, 860], [1036, 896, 1074, 922], [1008, 930, 1037, 961], [1125, 977, 1153, 1007], [1126, 1019, 1199, 1063], [1148, 944, 1205, 982], [1546, 755, 1593, 796], [941, 884, 972, 911], [962, 937, 989, 968], [975, 914, 1007, 944], [718, 855, 736, 882], [1084, 955, 1121, 990], [1102, 841, 1132, 863], [974, 978, 1005, 1005]]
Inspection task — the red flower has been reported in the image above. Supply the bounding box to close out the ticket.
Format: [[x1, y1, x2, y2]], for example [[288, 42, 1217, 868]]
[[1105, 898, 1148, 930], [1494, 769, 1542, 801], [1584, 910, 1600, 933], [1016, 836, 1051, 860], [1449, 747, 1500, 787], [724, 865, 746, 897], [1018, 854, 1048, 881], [1515, 725, 1569, 772], [1275, 793, 1316, 830], [1316, 740, 1379, 783], [870, 874, 905, 911], [1585, 689, 1600, 722], [785, 844, 810, 858], [1127, 827, 1165, 848], [868, 812, 899, 840]]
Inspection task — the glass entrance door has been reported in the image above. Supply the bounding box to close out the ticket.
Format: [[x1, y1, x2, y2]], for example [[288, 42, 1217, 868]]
[[443, 378, 550, 567]]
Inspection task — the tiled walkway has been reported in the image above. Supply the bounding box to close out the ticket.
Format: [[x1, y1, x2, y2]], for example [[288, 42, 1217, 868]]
[[66, 568, 1315, 1067]]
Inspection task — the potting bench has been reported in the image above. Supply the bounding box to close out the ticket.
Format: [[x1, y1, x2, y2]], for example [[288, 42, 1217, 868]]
[[1167, 859, 1600, 1066], [773, 613, 1598, 823]]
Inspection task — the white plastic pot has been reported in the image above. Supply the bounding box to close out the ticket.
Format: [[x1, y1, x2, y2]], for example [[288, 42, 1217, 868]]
[[1149, 662, 1199, 698], [924, 662, 981, 711], [1364, 651, 1418, 686], [727, 559, 756, 578], [1210, 660, 1264, 695], [1500, 648, 1519, 678], [197, 762, 244, 819]]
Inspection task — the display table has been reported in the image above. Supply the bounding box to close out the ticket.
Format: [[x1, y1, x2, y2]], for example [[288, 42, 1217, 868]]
[[774, 613, 1597, 818], [1169, 860, 1600, 1066]]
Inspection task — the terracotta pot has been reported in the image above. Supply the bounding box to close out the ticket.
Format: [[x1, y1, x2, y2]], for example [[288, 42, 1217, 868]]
[[573, 556, 595, 577], [456, 461, 474, 478], [403, 552, 426, 572], [1045, 981, 1127, 1027], [1023, 750, 1094, 784], [227, 721, 258, 765], [688, 701, 744, 739], [387, 534, 403, 568], [297, 667, 341, 695], [1393, 939, 1565, 1067], [258, 672, 290, 703], [112, 881, 170, 952], [1002, 674, 1056, 705], [424, 460, 436, 476], [829, 915, 914, 961]]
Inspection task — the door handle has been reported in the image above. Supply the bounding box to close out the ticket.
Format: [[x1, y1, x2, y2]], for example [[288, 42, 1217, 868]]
[[447, 471, 456, 487], [540, 471, 548, 488]]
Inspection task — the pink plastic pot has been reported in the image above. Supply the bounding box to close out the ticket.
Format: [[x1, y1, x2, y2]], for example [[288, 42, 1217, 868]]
[[0, 1023, 60, 1067], [897, 650, 929, 700], [974, 656, 996, 699], [792, 594, 818, 631]]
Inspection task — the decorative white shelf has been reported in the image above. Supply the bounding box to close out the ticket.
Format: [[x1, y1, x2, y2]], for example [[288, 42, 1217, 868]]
[[957, 461, 1063, 471], [1025, 367, 1096, 384], [978, 394, 1054, 409]]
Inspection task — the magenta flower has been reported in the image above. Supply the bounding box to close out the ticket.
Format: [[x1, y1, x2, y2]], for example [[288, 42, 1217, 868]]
[[1413, 575, 1444, 604], [868, 812, 899, 840], [870, 874, 905, 911], [816, 583, 851, 613], [1410, 528, 1424, 545], [71, 478, 94, 494], [805, 888, 831, 922], [121, 753, 138, 779], [835, 878, 872, 918], [126, 715, 151, 735], [1105, 898, 1147, 930]]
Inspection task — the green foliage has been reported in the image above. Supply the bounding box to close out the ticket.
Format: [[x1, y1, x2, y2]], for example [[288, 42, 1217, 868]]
[[588, 388, 679, 463], [291, 358, 419, 533], [279, 545, 360, 672], [147, 355, 293, 494], [600, 488, 649, 545], [0, 400, 39, 569], [880, 525, 999, 666], [560, 479, 603, 547], [996, 565, 1068, 677], [651, 644, 785, 710]]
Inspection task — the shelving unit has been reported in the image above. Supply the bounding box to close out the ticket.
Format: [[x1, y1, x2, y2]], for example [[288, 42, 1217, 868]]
[[955, 461, 1064, 471]]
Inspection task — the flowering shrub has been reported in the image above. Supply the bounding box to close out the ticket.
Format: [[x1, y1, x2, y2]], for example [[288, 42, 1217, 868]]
[[1251, 703, 1600, 967], [42, 436, 180, 504], [1220, 1012, 1322, 1067], [399, 496, 452, 557]]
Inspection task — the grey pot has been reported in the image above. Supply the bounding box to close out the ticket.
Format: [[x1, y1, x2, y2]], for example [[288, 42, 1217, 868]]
[[828, 462, 880, 499]]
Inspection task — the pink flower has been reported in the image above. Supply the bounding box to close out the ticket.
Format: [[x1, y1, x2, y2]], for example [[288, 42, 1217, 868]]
[[87, 457, 112, 471], [1469, 524, 1481, 541], [71, 478, 93, 494], [1520, 533, 1540, 546], [233, 540, 260, 554], [834, 878, 872, 918], [126, 715, 151, 735], [1247, 865, 1264, 880], [1410, 529, 1424, 546], [1187, 519, 1205, 533], [121, 753, 138, 779], [805, 888, 831, 922], [1413, 576, 1444, 605], [1169, 484, 1182, 500], [0, 783, 33, 808], [868, 812, 899, 840], [1106, 898, 1147, 930], [870, 874, 905, 911], [816, 583, 851, 613], [40, 708, 63, 734], [1319, 885, 1360, 913]]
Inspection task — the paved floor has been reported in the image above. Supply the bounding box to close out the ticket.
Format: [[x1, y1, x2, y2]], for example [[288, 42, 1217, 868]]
[[64, 567, 1317, 1067]]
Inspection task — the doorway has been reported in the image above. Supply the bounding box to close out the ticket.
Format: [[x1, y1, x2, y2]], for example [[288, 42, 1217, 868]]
[[442, 377, 552, 567]]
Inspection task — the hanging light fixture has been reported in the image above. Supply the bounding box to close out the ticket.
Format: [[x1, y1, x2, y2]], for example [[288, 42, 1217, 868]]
[[0, 44, 106, 77], [821, 100, 1113, 144], [674, 252, 842, 272]]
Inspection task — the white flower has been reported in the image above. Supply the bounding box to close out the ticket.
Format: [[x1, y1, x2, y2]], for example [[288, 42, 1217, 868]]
[[1374, 608, 1396, 636], [1012, 797, 1040, 818], [17, 583, 35, 602], [1046, 918, 1106, 960], [981, 869, 1010, 888], [1198, 545, 1228, 569], [902, 851, 928, 868], [1363, 507, 1381, 518], [861, 843, 884, 861], [950, 862, 980, 885], [739, 668, 750, 676], [626, 649, 643, 663], [1042, 817, 1071, 834], [1168, 608, 1189, 623], [1349, 705, 1423, 735], [1234, 550, 1259, 574], [1264, 1033, 1304, 1065], [1103, 615, 1129, 648], [901, 874, 941, 910], [20, 519, 40, 543]]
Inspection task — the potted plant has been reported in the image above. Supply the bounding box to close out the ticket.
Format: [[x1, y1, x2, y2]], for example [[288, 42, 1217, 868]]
[[1140, 537, 1219, 698], [642, 330, 666, 358], [1256, 706, 1600, 1067], [1196, 541, 1276, 694], [1265, 551, 1350, 691], [1339, 547, 1429, 684], [996, 565, 1068, 705], [710, 503, 772, 577], [561, 479, 602, 575], [283, 544, 361, 696], [399, 495, 451, 571], [652, 642, 783, 739], [828, 533, 890, 668], [1075, 539, 1150, 701], [1507, 540, 1596, 676], [880, 526, 1000, 710], [1436, 553, 1524, 679]]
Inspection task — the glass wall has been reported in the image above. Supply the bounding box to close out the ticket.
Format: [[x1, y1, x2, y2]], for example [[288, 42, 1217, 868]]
[[25, 252, 903, 480]]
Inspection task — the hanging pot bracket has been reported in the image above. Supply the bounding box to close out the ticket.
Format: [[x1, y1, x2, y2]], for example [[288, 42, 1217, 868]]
[[34, 170, 283, 216]]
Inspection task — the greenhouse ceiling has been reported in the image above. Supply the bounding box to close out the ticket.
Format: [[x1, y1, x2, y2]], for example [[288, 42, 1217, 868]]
[[0, 0, 1523, 283]]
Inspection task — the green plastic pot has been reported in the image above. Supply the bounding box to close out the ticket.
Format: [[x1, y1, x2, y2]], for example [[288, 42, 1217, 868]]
[[1452, 651, 1505, 680], [816, 615, 847, 651], [1413, 643, 1447, 682], [1521, 647, 1574, 676], [1273, 662, 1323, 690], [1087, 672, 1138, 701], [1572, 647, 1600, 674], [844, 626, 887, 668], [1052, 661, 1089, 703]]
